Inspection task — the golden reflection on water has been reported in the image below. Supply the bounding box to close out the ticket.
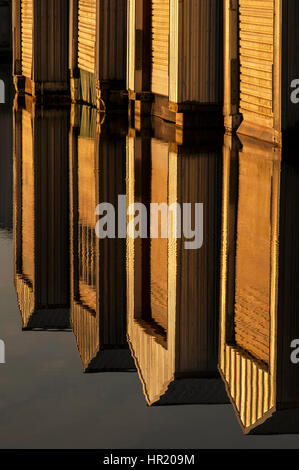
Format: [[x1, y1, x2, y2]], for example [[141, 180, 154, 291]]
[[126, 123, 227, 406], [219, 134, 299, 434], [13, 96, 299, 434], [14, 102, 69, 330], [70, 105, 133, 371]]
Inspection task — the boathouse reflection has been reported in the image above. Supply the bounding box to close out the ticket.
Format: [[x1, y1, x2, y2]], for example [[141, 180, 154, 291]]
[[69, 105, 134, 372], [127, 118, 228, 405], [13, 97, 70, 330], [219, 134, 299, 434], [0, 66, 13, 230]]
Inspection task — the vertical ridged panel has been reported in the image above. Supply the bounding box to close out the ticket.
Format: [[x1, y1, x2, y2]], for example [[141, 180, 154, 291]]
[[71, 301, 99, 370], [16, 107, 70, 327], [99, 137, 127, 346], [178, 0, 223, 104], [177, 151, 222, 373], [30, 0, 69, 84], [77, 135, 96, 311], [151, 0, 169, 96], [99, 0, 127, 81], [221, 345, 272, 430], [21, 0, 32, 78], [78, 0, 96, 74], [21, 110, 34, 284], [71, 118, 127, 369], [35, 110, 69, 309], [126, 136, 175, 405], [127, 0, 135, 90], [239, 0, 274, 121], [150, 140, 168, 332], [234, 154, 273, 364]]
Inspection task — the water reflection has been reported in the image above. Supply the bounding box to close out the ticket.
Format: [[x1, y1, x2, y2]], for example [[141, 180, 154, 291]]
[[127, 118, 228, 405], [10, 99, 299, 434], [0, 65, 13, 231], [219, 134, 299, 434], [70, 105, 134, 371], [14, 96, 70, 329]]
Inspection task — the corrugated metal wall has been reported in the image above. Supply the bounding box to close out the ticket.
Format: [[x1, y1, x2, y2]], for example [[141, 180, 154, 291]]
[[15, 106, 70, 328], [151, 0, 170, 96], [98, 0, 127, 81], [21, 0, 32, 78], [177, 0, 223, 104], [238, 0, 274, 126], [20, 0, 69, 84], [34, 110, 70, 309], [98, 138, 127, 346], [78, 0, 96, 74], [34, 0, 69, 83], [221, 344, 274, 431], [126, 0, 135, 91], [126, 134, 175, 405], [21, 110, 34, 284], [219, 136, 280, 433], [71, 115, 127, 360], [127, 135, 224, 404], [150, 139, 169, 332], [176, 151, 222, 373], [71, 302, 99, 370], [77, 132, 97, 311], [234, 153, 273, 364]]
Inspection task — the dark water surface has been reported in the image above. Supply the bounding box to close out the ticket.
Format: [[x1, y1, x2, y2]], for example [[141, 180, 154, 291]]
[[1, 65, 299, 448]]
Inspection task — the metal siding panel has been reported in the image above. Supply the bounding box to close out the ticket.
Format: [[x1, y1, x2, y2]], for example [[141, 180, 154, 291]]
[[78, 0, 96, 74], [178, 0, 223, 104], [21, 0, 33, 78], [99, 0, 127, 81], [239, 0, 274, 121], [151, 0, 169, 96], [127, 0, 135, 90]]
